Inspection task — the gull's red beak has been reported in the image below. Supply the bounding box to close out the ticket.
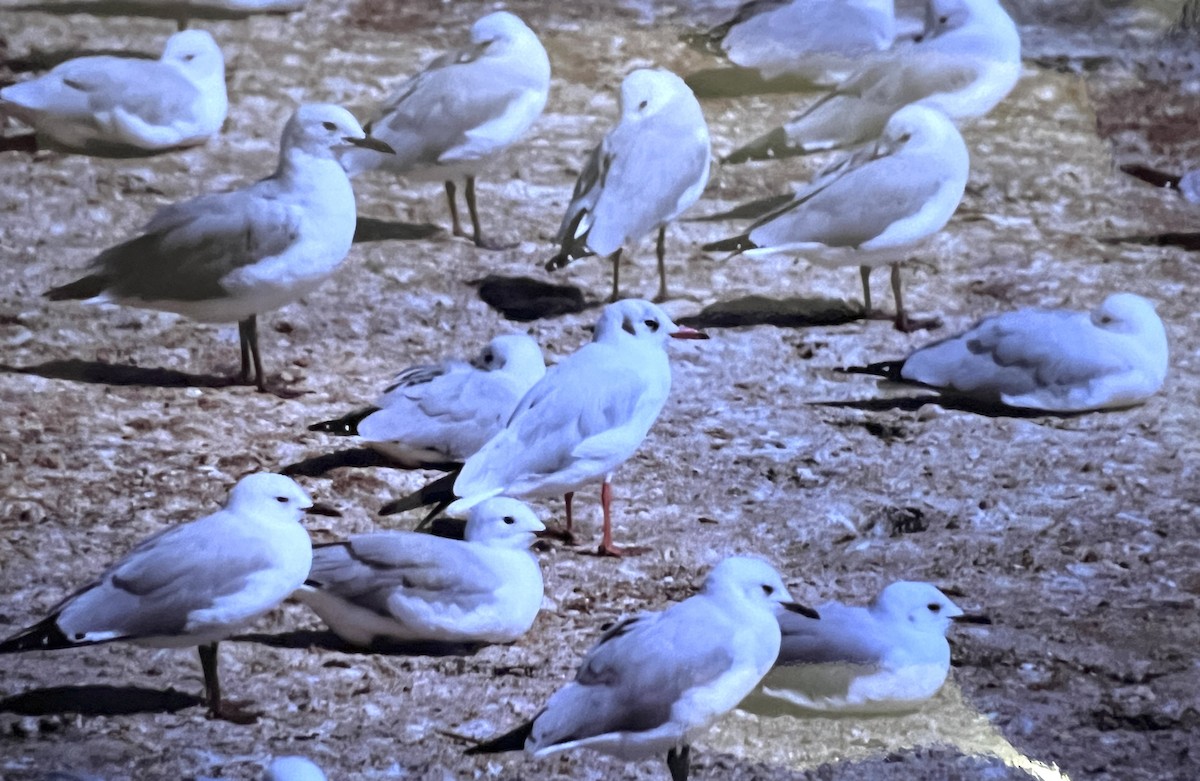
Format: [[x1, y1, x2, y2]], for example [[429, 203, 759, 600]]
[[670, 325, 709, 340]]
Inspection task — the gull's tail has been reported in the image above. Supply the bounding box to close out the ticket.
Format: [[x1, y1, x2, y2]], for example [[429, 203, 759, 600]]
[[308, 407, 379, 436], [464, 719, 534, 755], [838, 360, 905, 381], [45, 274, 108, 301], [0, 614, 77, 653], [379, 469, 458, 516]]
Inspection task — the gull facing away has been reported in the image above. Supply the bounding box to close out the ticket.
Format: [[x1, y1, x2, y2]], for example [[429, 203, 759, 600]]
[[45, 103, 393, 392], [308, 333, 545, 468], [741, 581, 975, 715], [689, 0, 895, 87], [724, 0, 1020, 163], [381, 300, 708, 557], [466, 557, 818, 781], [295, 498, 544, 646], [342, 11, 550, 248], [0, 473, 336, 723], [547, 68, 711, 302], [0, 30, 227, 156], [844, 293, 1170, 412], [705, 104, 968, 331], [263, 756, 326, 781]]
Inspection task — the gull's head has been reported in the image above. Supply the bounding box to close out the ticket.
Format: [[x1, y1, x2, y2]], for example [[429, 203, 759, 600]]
[[882, 104, 961, 153], [226, 473, 314, 524], [471, 11, 535, 49], [874, 581, 963, 635], [702, 556, 795, 609], [1091, 293, 1162, 337], [471, 333, 546, 379], [619, 68, 690, 122], [464, 497, 545, 548], [923, 0, 1019, 57], [264, 756, 327, 781], [162, 29, 225, 82], [592, 299, 708, 346], [282, 104, 394, 159]]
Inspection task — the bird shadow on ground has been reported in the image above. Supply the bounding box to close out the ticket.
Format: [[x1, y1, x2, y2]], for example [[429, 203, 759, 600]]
[[809, 394, 1086, 420], [234, 629, 484, 658], [684, 192, 793, 223], [683, 66, 825, 99], [677, 295, 861, 329], [11, 1, 288, 25], [0, 359, 240, 389], [0, 685, 202, 717], [353, 217, 442, 244], [0, 134, 39, 154], [469, 274, 599, 322], [2, 44, 156, 73], [280, 447, 401, 477], [1100, 232, 1200, 251]]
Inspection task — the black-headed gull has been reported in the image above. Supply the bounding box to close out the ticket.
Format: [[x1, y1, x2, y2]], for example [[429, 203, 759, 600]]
[[45, 104, 393, 392], [724, 0, 1020, 163], [381, 299, 707, 557], [308, 334, 545, 468], [296, 498, 544, 646], [342, 11, 550, 249], [466, 556, 817, 780], [844, 293, 1170, 412], [547, 68, 711, 302], [742, 581, 979, 715], [0, 473, 337, 723], [706, 104, 968, 331], [0, 30, 227, 156]]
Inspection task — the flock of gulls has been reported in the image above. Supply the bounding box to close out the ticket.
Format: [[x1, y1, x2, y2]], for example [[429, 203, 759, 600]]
[[0, 0, 1176, 778]]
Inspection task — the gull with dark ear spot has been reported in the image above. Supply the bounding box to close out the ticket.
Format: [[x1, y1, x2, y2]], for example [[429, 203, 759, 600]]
[[342, 11, 550, 249], [0, 473, 322, 724], [547, 68, 711, 303], [44, 103, 393, 393], [381, 299, 707, 557], [741, 581, 981, 715], [843, 293, 1170, 411], [466, 557, 818, 781]]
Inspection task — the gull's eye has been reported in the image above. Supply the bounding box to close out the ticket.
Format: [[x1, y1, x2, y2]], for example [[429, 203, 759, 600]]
[[275, 496, 290, 504], [183, 53, 196, 61], [482, 351, 494, 364], [928, 603, 941, 613], [762, 585, 775, 596], [503, 516, 516, 525], [939, 14, 949, 23], [322, 121, 337, 131], [638, 99, 649, 110], [644, 319, 659, 332]]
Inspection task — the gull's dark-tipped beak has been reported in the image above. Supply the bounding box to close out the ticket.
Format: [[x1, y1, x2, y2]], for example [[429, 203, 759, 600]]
[[952, 613, 992, 625], [345, 135, 395, 155], [306, 502, 342, 517], [670, 325, 709, 340], [782, 602, 820, 620]]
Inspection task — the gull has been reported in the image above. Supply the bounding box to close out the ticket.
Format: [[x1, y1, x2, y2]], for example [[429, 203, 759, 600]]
[[843, 293, 1170, 412], [342, 11, 550, 249], [308, 333, 545, 468], [547, 68, 711, 302], [0, 30, 227, 156], [295, 498, 544, 646], [381, 299, 708, 557], [740, 581, 977, 715], [466, 557, 817, 780], [263, 757, 326, 781], [45, 103, 393, 392], [690, 0, 896, 86], [723, 0, 1020, 163], [0, 473, 336, 723], [705, 104, 968, 331]]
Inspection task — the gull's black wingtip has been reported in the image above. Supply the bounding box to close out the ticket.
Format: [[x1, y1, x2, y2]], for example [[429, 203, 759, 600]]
[[0, 614, 79, 654], [379, 470, 459, 516], [837, 360, 905, 381], [307, 407, 379, 435], [464, 719, 534, 755]]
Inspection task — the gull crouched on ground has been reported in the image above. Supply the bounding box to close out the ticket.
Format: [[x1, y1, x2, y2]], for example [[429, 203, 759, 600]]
[[0, 473, 338, 723], [295, 498, 544, 647], [342, 11, 550, 248], [380, 299, 707, 557], [0, 30, 227, 155], [45, 103, 393, 392], [466, 556, 818, 781], [843, 292, 1170, 412], [547, 68, 711, 302]]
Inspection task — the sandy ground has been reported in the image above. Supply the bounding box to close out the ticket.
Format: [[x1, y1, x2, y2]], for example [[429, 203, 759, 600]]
[[1, 1, 1199, 779]]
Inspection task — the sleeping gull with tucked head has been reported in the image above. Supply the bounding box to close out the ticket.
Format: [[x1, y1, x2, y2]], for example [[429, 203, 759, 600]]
[[45, 103, 393, 392], [466, 556, 818, 780], [0, 473, 336, 723]]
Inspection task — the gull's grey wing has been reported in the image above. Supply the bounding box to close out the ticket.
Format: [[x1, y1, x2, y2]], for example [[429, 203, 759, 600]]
[[378, 361, 454, 397], [59, 58, 199, 124], [776, 604, 889, 666]]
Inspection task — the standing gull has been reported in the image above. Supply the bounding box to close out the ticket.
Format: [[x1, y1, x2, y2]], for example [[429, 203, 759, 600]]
[[547, 68, 711, 302], [381, 299, 707, 557], [0, 30, 227, 155], [466, 557, 817, 780], [308, 333, 545, 467], [45, 103, 393, 391], [705, 104, 969, 331], [342, 11, 550, 248], [296, 498, 544, 646], [741, 581, 974, 715], [0, 473, 335, 723], [724, 0, 1020, 162], [844, 293, 1170, 412]]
